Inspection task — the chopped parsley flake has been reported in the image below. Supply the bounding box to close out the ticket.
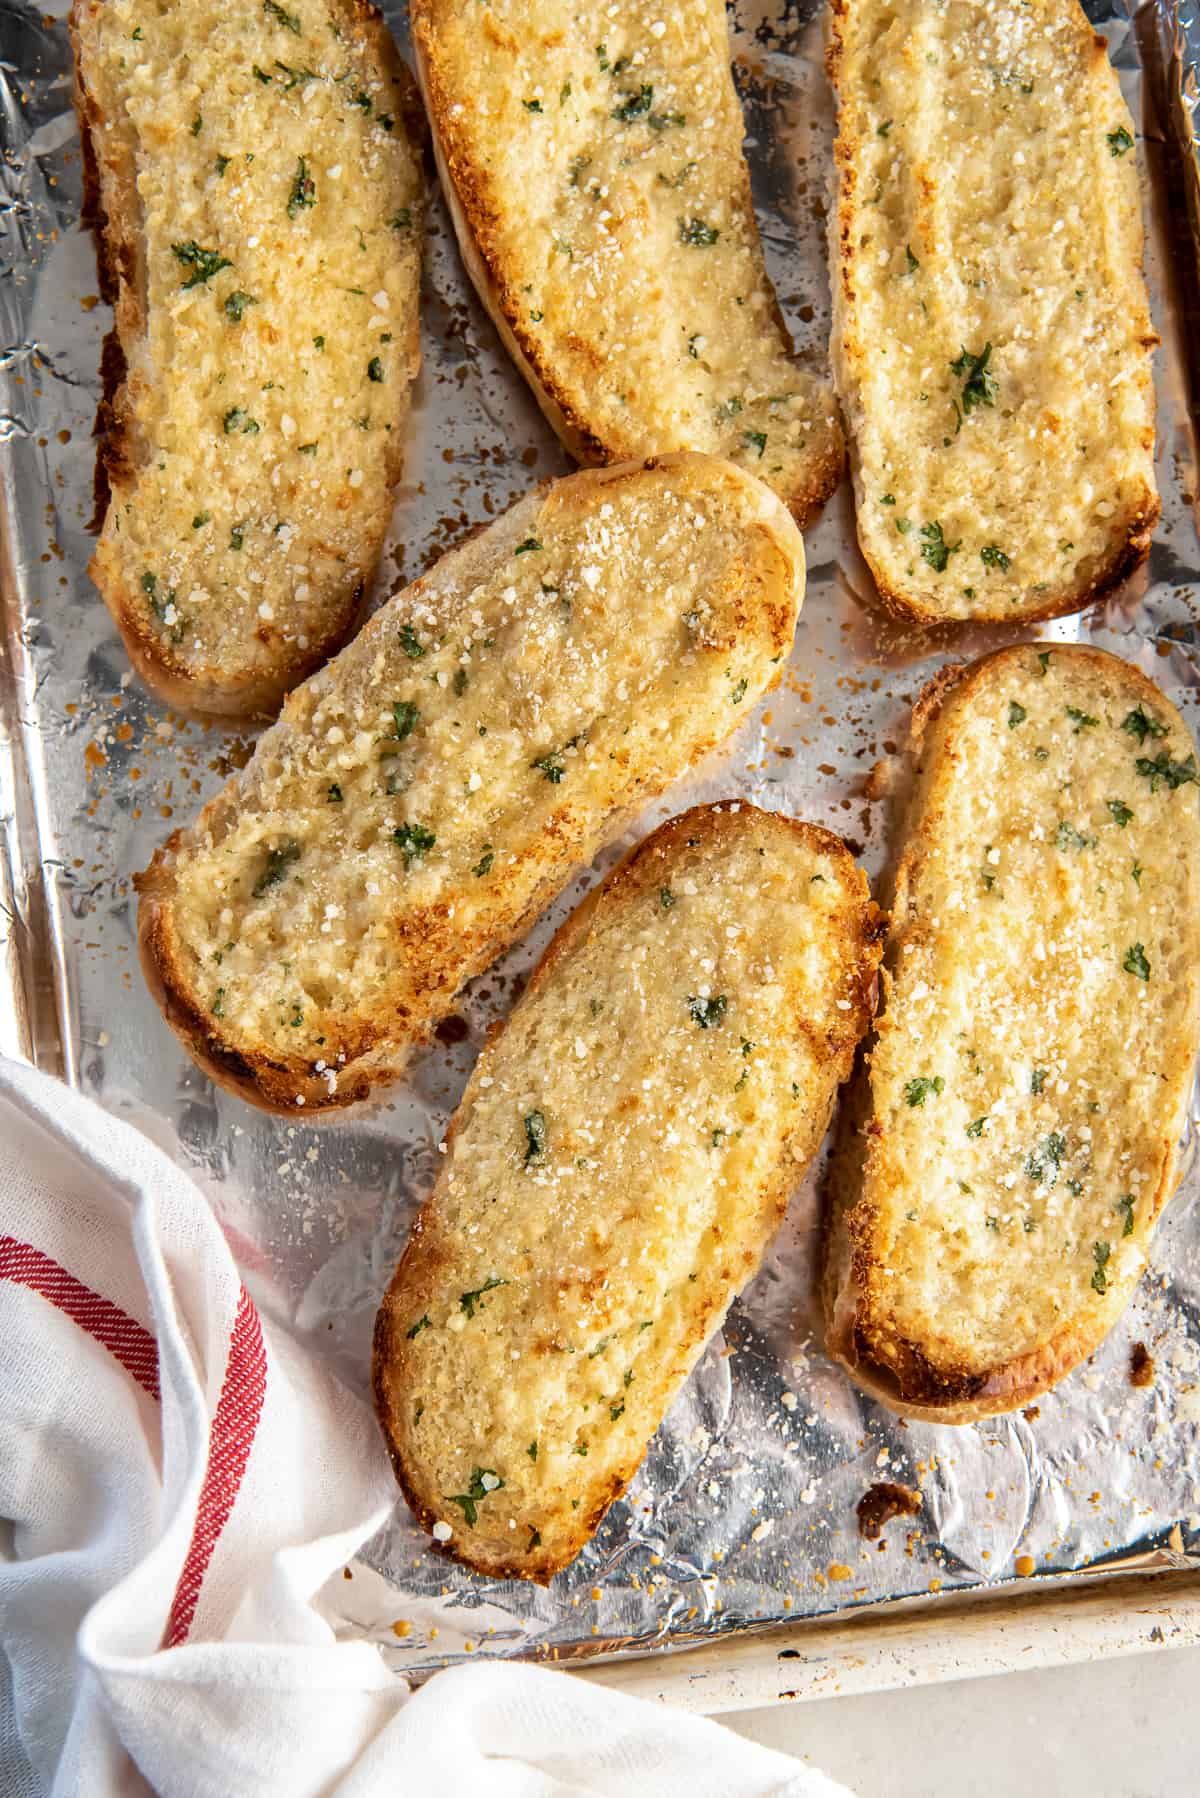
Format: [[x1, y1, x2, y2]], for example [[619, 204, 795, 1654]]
[[679, 217, 720, 246], [688, 994, 728, 1029], [1008, 701, 1026, 728], [1122, 704, 1168, 744], [660, 888, 676, 910], [391, 699, 419, 740], [459, 1277, 506, 1321], [327, 783, 343, 803], [904, 1075, 944, 1107], [393, 822, 436, 865], [287, 157, 316, 218], [1122, 941, 1150, 981], [1117, 1194, 1135, 1237], [532, 750, 566, 783], [390, 209, 413, 231], [1027, 1132, 1066, 1184], [1107, 799, 1134, 827], [1055, 820, 1096, 851], [1107, 125, 1133, 156], [171, 241, 232, 289], [1031, 1068, 1047, 1094], [406, 1314, 430, 1339], [367, 356, 384, 383], [223, 290, 256, 322], [905, 243, 919, 273], [1136, 750, 1197, 791], [1066, 706, 1098, 732], [263, 0, 301, 30], [966, 1116, 988, 1138], [398, 624, 424, 658], [1091, 1241, 1111, 1293], [920, 521, 960, 572], [252, 840, 301, 897], [515, 537, 543, 555], [981, 544, 1010, 570], [950, 342, 997, 412], [444, 1466, 504, 1527], [743, 429, 767, 458], [612, 84, 653, 122], [730, 677, 749, 704], [523, 1110, 547, 1162]]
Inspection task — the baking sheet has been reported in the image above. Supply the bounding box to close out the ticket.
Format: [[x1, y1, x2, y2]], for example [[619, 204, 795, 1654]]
[[2, 0, 1200, 1678]]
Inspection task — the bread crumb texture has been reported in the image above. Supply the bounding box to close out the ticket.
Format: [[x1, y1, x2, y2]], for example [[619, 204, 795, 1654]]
[[829, 0, 1158, 623], [413, 0, 843, 521], [830, 647, 1200, 1417], [374, 803, 882, 1580], [75, 0, 422, 709], [138, 455, 804, 1110]]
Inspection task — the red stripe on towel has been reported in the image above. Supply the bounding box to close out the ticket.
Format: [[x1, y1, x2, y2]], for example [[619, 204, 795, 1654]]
[[162, 1286, 267, 1647], [0, 1234, 160, 1399]]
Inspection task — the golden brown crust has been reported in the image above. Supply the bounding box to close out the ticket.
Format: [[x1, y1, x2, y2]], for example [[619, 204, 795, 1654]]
[[823, 643, 1200, 1421], [411, 1, 843, 530], [70, 0, 421, 719], [375, 802, 883, 1580], [826, 0, 1160, 626]]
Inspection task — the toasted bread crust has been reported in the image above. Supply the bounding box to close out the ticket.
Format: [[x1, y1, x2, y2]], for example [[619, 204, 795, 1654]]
[[71, 0, 423, 717], [375, 802, 883, 1580], [136, 454, 805, 1113], [411, 0, 843, 528], [828, 0, 1159, 626], [824, 645, 1200, 1422]]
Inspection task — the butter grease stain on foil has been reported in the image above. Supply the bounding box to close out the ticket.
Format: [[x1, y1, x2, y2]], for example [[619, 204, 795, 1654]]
[[2, 0, 1200, 1676]]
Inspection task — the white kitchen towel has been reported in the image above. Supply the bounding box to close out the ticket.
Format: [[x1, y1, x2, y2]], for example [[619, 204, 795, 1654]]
[[0, 1056, 850, 1798]]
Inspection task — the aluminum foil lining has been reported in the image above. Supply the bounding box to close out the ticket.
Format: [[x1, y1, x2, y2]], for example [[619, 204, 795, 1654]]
[[1159, 0, 1200, 233], [2, 0, 1199, 1679]]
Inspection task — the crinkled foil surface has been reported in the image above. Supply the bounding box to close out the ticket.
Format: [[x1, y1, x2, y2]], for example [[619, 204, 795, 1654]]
[[3, 0, 1200, 1679]]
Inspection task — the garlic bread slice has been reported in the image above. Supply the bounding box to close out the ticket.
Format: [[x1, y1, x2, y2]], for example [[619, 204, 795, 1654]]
[[829, 0, 1158, 624], [137, 454, 804, 1112], [374, 802, 882, 1580], [825, 646, 1200, 1421], [411, 0, 843, 524], [72, 0, 423, 715]]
